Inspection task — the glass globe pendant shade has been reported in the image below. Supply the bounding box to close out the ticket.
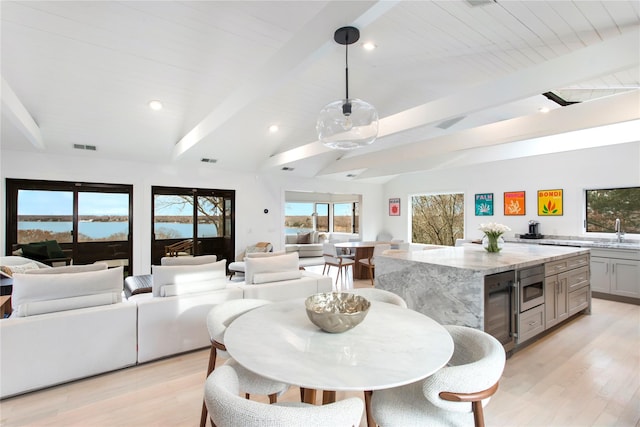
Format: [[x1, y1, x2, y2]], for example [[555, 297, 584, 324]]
[[317, 98, 379, 150]]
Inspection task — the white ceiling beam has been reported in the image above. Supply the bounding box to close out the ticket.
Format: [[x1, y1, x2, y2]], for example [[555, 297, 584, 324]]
[[263, 28, 639, 171], [172, 1, 396, 160], [351, 90, 640, 178], [1, 76, 44, 150]]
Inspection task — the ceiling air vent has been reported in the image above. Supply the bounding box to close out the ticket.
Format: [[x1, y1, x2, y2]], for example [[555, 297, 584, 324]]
[[466, 0, 497, 6], [281, 167, 294, 171], [346, 174, 357, 178], [73, 144, 96, 151], [201, 158, 217, 163]]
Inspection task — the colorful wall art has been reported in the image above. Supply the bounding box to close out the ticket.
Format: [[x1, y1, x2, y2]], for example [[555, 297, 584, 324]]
[[389, 198, 400, 216], [504, 191, 526, 216], [538, 189, 563, 216], [475, 193, 494, 216]]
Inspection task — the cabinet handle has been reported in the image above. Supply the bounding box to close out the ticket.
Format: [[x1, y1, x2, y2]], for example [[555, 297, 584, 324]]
[[612, 264, 615, 275], [529, 321, 537, 326], [605, 264, 608, 274]]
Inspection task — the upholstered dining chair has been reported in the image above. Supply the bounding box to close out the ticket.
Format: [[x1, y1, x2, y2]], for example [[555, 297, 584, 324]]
[[370, 325, 506, 427], [204, 364, 365, 427], [349, 287, 408, 427], [199, 299, 289, 427], [358, 243, 391, 287], [322, 242, 355, 289]]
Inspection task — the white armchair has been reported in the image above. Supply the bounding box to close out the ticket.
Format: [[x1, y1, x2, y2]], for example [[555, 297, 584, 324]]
[[371, 325, 506, 427]]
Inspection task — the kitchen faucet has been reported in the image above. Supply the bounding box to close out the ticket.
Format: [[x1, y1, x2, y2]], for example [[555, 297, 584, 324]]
[[615, 218, 624, 242]]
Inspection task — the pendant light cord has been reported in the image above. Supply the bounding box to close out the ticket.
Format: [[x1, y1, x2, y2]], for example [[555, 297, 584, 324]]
[[344, 35, 349, 100]]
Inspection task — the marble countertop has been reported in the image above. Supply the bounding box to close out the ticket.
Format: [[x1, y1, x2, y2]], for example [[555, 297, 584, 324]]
[[383, 243, 589, 273], [509, 236, 640, 250]]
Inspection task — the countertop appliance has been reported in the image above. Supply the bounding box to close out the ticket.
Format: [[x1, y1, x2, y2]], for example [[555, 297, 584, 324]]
[[521, 220, 543, 239]]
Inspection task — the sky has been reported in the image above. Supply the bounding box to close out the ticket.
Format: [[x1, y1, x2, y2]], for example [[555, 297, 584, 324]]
[[18, 190, 129, 215], [285, 202, 351, 216]]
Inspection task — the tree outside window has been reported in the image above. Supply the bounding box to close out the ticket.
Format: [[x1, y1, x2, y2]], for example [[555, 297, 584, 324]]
[[411, 193, 464, 246]]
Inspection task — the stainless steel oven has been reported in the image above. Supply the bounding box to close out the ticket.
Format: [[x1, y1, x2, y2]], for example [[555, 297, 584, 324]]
[[517, 265, 545, 312]]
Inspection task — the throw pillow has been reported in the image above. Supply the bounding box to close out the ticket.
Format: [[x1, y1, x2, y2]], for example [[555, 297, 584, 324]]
[[20, 243, 50, 260], [43, 240, 66, 259], [0, 262, 40, 277], [151, 259, 227, 297], [245, 252, 299, 284], [297, 232, 311, 244]]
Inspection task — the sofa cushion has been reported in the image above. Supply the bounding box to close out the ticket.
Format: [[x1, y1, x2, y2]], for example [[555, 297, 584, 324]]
[[151, 259, 227, 297], [11, 266, 124, 317], [253, 270, 302, 284], [25, 263, 107, 274], [246, 250, 286, 259], [160, 255, 218, 266], [244, 252, 299, 284]]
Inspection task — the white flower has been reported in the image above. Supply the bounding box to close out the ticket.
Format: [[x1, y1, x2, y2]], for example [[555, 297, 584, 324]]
[[479, 222, 511, 235]]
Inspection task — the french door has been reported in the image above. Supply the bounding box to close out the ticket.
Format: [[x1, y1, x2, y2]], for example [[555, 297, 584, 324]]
[[151, 186, 235, 266]]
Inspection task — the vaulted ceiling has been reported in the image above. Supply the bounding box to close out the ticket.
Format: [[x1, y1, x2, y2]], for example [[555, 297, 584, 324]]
[[2, 1, 639, 183]]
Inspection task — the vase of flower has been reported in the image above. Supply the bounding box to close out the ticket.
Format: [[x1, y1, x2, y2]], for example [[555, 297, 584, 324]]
[[482, 234, 504, 253], [478, 223, 511, 253]]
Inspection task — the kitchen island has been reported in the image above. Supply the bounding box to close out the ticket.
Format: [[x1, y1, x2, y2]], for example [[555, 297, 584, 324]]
[[375, 243, 591, 350]]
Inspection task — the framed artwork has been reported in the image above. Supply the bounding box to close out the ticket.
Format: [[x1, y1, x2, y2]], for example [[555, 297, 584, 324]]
[[389, 198, 400, 216], [504, 191, 526, 216], [475, 193, 494, 216], [538, 189, 563, 216]]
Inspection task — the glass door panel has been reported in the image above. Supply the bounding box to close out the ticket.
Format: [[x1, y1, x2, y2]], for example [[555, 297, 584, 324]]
[[78, 192, 129, 242], [154, 195, 194, 240], [17, 189, 73, 243]]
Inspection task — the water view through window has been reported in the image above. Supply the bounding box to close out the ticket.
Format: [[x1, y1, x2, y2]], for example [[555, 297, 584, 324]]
[[17, 190, 130, 243]]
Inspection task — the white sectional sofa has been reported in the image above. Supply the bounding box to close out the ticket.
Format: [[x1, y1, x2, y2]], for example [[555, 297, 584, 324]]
[[131, 253, 332, 363], [0, 253, 332, 398], [0, 264, 137, 399]]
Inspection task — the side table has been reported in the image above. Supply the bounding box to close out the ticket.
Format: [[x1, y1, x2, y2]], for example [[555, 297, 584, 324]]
[[0, 295, 12, 318]]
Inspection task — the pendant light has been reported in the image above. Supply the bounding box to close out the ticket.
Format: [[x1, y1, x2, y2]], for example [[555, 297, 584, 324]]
[[317, 26, 379, 150]]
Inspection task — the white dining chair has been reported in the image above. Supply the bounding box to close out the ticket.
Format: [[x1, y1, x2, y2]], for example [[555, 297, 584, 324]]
[[370, 325, 506, 427], [349, 287, 408, 426], [199, 299, 289, 427], [204, 364, 365, 427], [358, 243, 391, 287], [322, 242, 355, 290]]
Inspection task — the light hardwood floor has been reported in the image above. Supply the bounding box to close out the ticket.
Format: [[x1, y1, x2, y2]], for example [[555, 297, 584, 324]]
[[1, 271, 638, 426]]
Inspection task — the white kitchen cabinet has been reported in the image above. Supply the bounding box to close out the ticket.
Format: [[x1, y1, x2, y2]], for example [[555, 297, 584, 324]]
[[590, 249, 640, 300]]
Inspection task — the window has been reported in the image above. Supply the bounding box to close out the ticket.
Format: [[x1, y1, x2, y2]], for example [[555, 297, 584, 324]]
[[6, 179, 133, 271], [411, 193, 464, 246], [333, 202, 359, 233], [284, 202, 315, 233], [151, 186, 234, 265], [284, 191, 361, 236], [585, 187, 640, 234]]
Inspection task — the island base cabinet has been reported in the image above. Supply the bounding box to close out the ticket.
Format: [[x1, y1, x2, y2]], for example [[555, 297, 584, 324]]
[[544, 276, 569, 329], [569, 286, 590, 316], [518, 305, 545, 343]]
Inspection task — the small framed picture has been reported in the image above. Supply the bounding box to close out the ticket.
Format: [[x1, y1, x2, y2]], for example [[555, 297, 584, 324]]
[[504, 191, 526, 216], [389, 198, 400, 216], [538, 189, 563, 216], [475, 193, 494, 216]]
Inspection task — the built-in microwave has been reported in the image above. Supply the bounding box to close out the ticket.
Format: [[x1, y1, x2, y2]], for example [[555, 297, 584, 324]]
[[518, 265, 545, 312]]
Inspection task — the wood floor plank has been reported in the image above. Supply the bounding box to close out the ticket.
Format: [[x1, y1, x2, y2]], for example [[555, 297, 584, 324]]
[[0, 295, 638, 426]]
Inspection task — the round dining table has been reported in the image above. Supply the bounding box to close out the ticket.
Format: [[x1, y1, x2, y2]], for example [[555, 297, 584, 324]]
[[224, 297, 454, 411]]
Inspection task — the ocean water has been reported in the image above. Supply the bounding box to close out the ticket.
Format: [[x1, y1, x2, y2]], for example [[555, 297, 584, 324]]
[[19, 221, 218, 239]]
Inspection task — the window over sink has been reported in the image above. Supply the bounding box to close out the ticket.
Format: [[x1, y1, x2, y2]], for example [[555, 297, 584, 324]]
[[585, 187, 639, 234]]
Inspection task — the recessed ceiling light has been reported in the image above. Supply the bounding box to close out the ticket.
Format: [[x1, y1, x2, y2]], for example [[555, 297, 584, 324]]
[[363, 42, 376, 51], [269, 124, 279, 133], [538, 107, 550, 113], [148, 100, 163, 111]]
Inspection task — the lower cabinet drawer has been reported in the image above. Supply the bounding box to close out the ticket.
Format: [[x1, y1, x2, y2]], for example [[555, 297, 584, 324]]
[[564, 266, 590, 292], [569, 287, 590, 316], [518, 304, 545, 344]]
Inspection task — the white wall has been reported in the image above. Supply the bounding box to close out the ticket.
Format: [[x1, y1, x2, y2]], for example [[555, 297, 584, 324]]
[[0, 149, 383, 274], [382, 142, 640, 242]]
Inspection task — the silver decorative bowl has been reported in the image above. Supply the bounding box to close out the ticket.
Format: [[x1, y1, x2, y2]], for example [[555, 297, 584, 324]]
[[305, 292, 370, 333]]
